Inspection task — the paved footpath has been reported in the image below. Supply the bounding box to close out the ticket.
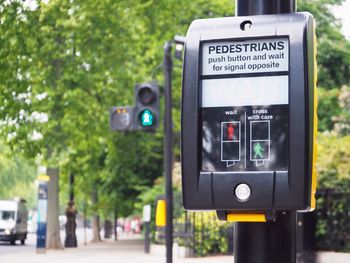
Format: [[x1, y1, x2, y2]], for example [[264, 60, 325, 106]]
[[1, 234, 350, 263], [0, 235, 233, 263]]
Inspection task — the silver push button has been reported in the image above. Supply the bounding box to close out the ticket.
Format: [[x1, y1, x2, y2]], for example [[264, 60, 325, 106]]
[[235, 184, 251, 202]]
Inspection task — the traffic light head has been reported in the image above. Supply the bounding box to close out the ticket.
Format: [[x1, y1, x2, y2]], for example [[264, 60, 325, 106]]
[[134, 83, 160, 130], [109, 106, 133, 131]]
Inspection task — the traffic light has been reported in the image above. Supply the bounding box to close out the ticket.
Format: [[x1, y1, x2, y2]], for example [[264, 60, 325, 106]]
[[109, 106, 133, 131], [134, 82, 160, 130]]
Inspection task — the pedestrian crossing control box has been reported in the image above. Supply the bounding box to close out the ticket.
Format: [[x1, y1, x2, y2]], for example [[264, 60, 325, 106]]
[[181, 13, 317, 221]]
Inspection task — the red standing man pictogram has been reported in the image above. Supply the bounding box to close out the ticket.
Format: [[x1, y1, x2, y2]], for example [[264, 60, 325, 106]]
[[228, 123, 234, 140]]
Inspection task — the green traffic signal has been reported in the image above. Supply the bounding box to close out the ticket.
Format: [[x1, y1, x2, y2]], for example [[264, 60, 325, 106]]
[[134, 83, 159, 130], [139, 109, 154, 127]]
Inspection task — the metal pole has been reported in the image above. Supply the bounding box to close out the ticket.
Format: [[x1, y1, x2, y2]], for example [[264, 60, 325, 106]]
[[164, 41, 173, 263], [114, 209, 118, 241], [234, 1, 297, 263], [236, 0, 295, 16], [234, 212, 296, 263], [84, 202, 87, 246], [144, 222, 150, 254]]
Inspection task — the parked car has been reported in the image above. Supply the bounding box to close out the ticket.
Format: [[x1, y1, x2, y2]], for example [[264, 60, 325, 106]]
[[0, 199, 28, 245]]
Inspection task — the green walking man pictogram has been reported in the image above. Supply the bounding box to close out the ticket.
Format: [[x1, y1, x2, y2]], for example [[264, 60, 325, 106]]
[[254, 143, 264, 159]]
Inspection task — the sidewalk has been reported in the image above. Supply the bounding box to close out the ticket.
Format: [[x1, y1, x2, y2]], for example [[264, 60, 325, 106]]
[[0, 235, 233, 263], [1, 234, 350, 263]]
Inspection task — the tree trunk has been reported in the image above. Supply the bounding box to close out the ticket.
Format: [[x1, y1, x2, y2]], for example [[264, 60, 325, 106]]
[[91, 190, 101, 242], [46, 167, 63, 249], [103, 220, 112, 239]]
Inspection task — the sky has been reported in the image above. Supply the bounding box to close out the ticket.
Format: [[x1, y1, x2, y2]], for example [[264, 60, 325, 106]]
[[332, 0, 350, 39]]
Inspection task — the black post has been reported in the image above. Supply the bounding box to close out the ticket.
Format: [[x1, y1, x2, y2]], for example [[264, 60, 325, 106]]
[[164, 41, 173, 263], [234, 212, 296, 263], [144, 222, 151, 254], [83, 202, 87, 246], [64, 173, 77, 248], [296, 212, 317, 263], [114, 209, 118, 241], [234, 1, 297, 263], [236, 0, 295, 16]]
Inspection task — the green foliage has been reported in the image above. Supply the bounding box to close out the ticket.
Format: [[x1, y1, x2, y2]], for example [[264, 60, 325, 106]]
[[0, 0, 169, 218], [134, 177, 165, 213], [299, 0, 350, 89], [333, 86, 350, 135], [317, 133, 350, 190], [317, 88, 341, 131], [317, 86, 350, 190], [315, 192, 350, 252], [0, 142, 37, 208], [192, 212, 231, 256]]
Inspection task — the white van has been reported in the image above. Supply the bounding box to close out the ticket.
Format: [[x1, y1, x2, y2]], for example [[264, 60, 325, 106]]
[[0, 199, 28, 245]]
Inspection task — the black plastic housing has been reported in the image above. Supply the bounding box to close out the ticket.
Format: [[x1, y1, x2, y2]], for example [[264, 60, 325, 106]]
[[181, 13, 316, 212]]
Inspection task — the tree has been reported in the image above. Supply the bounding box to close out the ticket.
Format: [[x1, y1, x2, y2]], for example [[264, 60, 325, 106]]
[[333, 86, 350, 135], [299, 0, 350, 89], [298, 1, 350, 131], [0, 141, 36, 207]]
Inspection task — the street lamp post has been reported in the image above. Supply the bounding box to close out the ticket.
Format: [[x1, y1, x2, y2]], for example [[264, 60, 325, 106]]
[[163, 36, 185, 263], [163, 41, 173, 263]]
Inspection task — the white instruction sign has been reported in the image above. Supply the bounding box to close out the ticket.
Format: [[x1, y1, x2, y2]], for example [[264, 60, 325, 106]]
[[143, 204, 151, 222], [202, 38, 289, 76]]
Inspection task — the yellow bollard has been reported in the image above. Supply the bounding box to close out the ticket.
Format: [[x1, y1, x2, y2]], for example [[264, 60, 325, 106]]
[[155, 199, 166, 227]]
